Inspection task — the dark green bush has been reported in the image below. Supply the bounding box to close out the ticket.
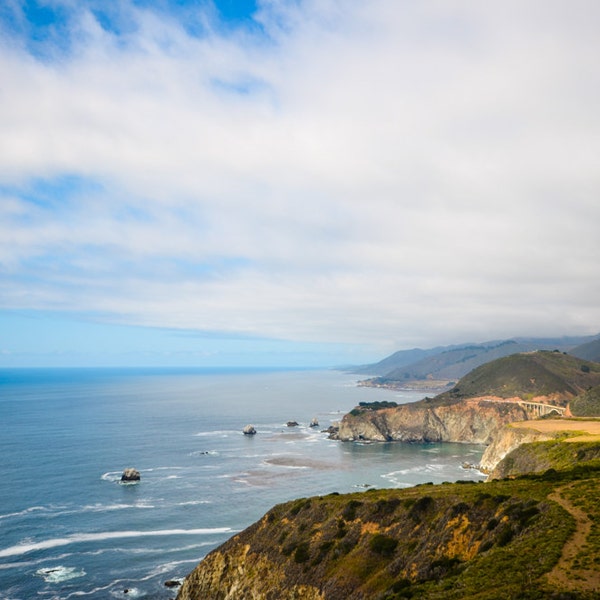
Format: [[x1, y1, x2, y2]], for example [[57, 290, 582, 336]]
[[370, 533, 398, 556], [342, 500, 362, 521], [294, 542, 310, 563]]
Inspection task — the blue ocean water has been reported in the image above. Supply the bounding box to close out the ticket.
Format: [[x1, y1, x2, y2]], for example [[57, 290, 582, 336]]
[[0, 368, 486, 599]]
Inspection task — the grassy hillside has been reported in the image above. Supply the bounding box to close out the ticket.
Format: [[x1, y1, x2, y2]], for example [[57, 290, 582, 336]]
[[492, 439, 600, 479], [570, 385, 600, 417], [178, 459, 600, 600], [433, 351, 600, 406]]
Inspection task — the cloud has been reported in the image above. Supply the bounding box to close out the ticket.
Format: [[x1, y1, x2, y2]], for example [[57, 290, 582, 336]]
[[1, 0, 599, 353]]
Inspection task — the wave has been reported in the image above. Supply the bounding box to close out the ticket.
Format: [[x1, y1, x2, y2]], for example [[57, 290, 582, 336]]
[[143, 466, 184, 472], [36, 565, 86, 583], [0, 528, 233, 558], [102, 467, 185, 482], [194, 430, 238, 437], [0, 506, 49, 520], [382, 463, 446, 478], [1, 502, 155, 522]]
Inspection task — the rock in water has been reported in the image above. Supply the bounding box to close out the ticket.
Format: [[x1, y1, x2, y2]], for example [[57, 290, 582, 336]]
[[286, 421, 299, 427], [243, 424, 257, 435], [120, 468, 141, 482], [309, 417, 319, 427]]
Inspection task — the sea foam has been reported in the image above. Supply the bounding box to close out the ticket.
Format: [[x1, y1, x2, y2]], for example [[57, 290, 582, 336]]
[[36, 565, 86, 583], [0, 528, 233, 558]]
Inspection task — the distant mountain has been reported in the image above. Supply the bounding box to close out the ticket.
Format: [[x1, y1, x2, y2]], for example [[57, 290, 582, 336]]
[[351, 347, 443, 375], [357, 335, 599, 385], [570, 337, 600, 362]]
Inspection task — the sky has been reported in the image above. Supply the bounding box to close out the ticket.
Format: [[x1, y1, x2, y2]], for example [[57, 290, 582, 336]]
[[1, 0, 599, 368]]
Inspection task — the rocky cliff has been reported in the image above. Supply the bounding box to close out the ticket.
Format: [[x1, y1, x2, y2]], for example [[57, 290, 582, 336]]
[[337, 351, 600, 457], [479, 425, 554, 474], [486, 433, 600, 480], [336, 398, 531, 445]]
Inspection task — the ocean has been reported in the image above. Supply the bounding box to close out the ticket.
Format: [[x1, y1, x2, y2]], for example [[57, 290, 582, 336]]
[[0, 367, 486, 599]]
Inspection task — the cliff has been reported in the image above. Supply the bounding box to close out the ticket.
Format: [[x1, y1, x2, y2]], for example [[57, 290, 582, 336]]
[[479, 425, 554, 473], [337, 352, 600, 453], [177, 463, 600, 600], [336, 398, 531, 445], [485, 420, 600, 479]]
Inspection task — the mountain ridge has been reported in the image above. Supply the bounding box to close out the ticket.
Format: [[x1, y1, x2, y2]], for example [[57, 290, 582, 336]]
[[354, 335, 600, 387]]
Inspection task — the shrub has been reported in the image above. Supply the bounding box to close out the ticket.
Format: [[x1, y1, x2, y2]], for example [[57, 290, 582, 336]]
[[409, 496, 434, 520], [342, 500, 362, 521], [370, 533, 398, 556], [294, 542, 310, 563]]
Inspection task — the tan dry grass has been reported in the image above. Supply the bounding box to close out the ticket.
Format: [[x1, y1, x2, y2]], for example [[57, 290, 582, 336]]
[[510, 419, 600, 440]]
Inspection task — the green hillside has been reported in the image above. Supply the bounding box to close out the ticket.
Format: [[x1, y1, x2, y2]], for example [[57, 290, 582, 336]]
[[570, 385, 600, 417], [434, 351, 600, 406], [178, 458, 600, 600]]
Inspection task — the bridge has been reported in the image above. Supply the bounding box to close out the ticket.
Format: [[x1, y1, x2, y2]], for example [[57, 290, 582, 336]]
[[479, 397, 566, 417], [517, 401, 566, 417]]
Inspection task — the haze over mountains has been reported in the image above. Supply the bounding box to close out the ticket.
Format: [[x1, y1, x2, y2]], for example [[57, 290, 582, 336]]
[[354, 335, 600, 384]]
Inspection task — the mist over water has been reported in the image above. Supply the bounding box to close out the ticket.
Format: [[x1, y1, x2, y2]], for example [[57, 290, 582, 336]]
[[0, 368, 485, 599]]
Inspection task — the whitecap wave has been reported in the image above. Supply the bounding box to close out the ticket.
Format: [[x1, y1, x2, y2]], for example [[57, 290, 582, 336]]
[[0, 528, 233, 558], [80, 503, 155, 513], [110, 586, 142, 598], [194, 430, 237, 437], [143, 466, 184, 472], [0, 506, 48, 520], [36, 565, 86, 583]]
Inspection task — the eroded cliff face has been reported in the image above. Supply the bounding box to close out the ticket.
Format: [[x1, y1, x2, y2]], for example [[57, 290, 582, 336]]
[[480, 425, 554, 476], [336, 398, 530, 445], [176, 541, 324, 600]]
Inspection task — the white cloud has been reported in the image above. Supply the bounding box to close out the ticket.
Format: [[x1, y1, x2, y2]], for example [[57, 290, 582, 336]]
[[1, 0, 599, 354]]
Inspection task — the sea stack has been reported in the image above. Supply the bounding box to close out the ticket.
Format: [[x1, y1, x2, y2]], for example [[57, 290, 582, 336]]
[[309, 417, 319, 427], [243, 424, 257, 435], [120, 468, 141, 482]]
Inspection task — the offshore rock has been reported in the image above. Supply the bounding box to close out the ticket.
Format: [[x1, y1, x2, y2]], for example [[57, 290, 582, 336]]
[[242, 424, 257, 435], [309, 417, 319, 427], [286, 421, 299, 427], [120, 468, 141, 482]]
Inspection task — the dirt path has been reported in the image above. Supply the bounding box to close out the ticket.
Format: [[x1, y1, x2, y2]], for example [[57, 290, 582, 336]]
[[546, 483, 600, 593]]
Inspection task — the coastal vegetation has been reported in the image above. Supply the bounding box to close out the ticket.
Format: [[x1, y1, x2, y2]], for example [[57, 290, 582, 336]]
[[570, 385, 600, 417], [177, 455, 600, 599]]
